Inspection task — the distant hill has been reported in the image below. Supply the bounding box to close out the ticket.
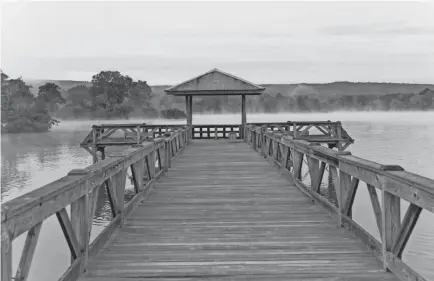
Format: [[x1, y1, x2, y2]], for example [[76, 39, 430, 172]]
[[25, 79, 433, 98], [260, 82, 434, 97]]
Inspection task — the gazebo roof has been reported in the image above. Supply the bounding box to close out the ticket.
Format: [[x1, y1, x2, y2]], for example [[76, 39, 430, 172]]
[[165, 68, 265, 96]]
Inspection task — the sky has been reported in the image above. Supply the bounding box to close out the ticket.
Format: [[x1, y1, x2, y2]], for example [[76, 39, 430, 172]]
[[1, 1, 434, 85]]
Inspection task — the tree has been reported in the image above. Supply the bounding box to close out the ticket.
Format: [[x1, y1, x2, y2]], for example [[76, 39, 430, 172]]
[[37, 82, 66, 112], [129, 80, 153, 107], [4, 78, 35, 111], [260, 92, 278, 113], [90, 71, 134, 109], [1, 72, 59, 133], [66, 85, 92, 108], [389, 98, 407, 110]]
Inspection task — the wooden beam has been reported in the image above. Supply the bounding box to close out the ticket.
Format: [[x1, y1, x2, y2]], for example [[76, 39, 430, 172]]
[[1, 224, 12, 281], [342, 178, 359, 217], [92, 127, 97, 163], [70, 194, 89, 272], [392, 203, 422, 258], [241, 94, 246, 139], [382, 188, 401, 270], [185, 95, 190, 125], [339, 170, 352, 216], [367, 184, 383, 238], [314, 162, 326, 193], [15, 222, 42, 281], [87, 185, 101, 240], [188, 95, 193, 125], [56, 208, 80, 260], [306, 156, 320, 192]]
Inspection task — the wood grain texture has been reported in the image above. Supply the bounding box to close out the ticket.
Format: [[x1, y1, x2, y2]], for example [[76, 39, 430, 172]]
[[79, 140, 397, 281]]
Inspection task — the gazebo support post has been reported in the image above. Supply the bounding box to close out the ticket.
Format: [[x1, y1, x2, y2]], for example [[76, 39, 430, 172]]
[[185, 95, 193, 126], [189, 95, 193, 125], [241, 94, 246, 140]]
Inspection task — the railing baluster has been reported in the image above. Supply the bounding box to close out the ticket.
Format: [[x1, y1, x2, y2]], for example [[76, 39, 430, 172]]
[[392, 203, 422, 258], [57, 208, 80, 260], [342, 178, 359, 218], [367, 184, 383, 237], [15, 222, 42, 281], [88, 185, 101, 237]]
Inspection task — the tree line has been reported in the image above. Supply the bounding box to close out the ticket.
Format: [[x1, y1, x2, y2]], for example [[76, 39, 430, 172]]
[[162, 88, 434, 114], [1, 70, 185, 133], [2, 69, 433, 133]]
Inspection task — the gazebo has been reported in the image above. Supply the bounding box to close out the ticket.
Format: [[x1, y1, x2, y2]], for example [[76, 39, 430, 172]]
[[165, 68, 265, 138]]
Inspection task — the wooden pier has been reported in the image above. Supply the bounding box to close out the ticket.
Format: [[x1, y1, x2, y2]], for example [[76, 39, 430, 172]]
[[2, 124, 433, 281], [78, 140, 396, 281], [1, 69, 433, 281]]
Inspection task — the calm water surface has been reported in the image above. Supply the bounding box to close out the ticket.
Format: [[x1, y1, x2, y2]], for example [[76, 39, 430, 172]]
[[1, 111, 433, 281]]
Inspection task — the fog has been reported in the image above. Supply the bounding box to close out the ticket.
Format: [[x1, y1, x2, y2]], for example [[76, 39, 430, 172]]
[[50, 111, 434, 132]]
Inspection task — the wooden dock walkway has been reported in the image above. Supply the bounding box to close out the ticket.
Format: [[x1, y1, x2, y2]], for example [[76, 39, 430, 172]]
[[79, 141, 397, 281], [3, 124, 432, 281]]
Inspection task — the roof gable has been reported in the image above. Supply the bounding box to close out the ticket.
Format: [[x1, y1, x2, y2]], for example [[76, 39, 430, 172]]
[[165, 68, 265, 95]]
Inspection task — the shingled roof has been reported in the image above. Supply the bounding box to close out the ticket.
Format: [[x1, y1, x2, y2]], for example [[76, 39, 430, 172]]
[[165, 68, 265, 96]]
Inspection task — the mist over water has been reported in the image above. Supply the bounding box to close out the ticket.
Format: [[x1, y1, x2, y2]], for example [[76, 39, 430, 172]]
[[50, 111, 434, 132], [1, 111, 433, 281]]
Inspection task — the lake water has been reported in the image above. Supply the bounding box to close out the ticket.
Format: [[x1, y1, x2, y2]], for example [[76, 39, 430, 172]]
[[1, 111, 434, 281]]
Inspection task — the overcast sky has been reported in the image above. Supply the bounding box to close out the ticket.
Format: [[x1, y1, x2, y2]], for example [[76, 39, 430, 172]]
[[2, 1, 434, 85]]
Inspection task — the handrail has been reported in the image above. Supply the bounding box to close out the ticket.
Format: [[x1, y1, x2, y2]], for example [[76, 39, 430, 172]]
[[245, 124, 434, 281], [1, 127, 191, 281]]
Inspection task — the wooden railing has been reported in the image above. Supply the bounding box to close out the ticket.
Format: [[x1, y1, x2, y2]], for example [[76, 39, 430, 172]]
[[245, 124, 434, 281], [81, 123, 149, 147], [244, 121, 354, 150], [144, 125, 190, 138], [191, 124, 242, 139], [1, 128, 190, 281]]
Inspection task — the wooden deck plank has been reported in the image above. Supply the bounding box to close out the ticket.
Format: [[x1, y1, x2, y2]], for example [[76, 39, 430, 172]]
[[79, 140, 397, 281]]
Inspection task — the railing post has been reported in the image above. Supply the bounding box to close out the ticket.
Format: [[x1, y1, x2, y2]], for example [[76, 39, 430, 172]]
[[165, 140, 171, 172], [262, 130, 266, 157], [381, 178, 401, 271], [92, 126, 97, 163], [273, 138, 278, 160], [70, 191, 90, 272], [337, 122, 343, 151], [339, 170, 352, 225], [149, 150, 156, 178], [136, 125, 141, 144], [1, 224, 12, 281]]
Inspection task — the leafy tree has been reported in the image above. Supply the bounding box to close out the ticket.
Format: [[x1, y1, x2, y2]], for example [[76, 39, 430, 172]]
[[1, 72, 59, 133], [5, 108, 59, 133], [37, 82, 66, 112], [389, 98, 407, 110], [90, 71, 134, 109], [66, 85, 92, 108], [260, 92, 278, 112], [129, 80, 153, 107], [9, 81, 35, 111]]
